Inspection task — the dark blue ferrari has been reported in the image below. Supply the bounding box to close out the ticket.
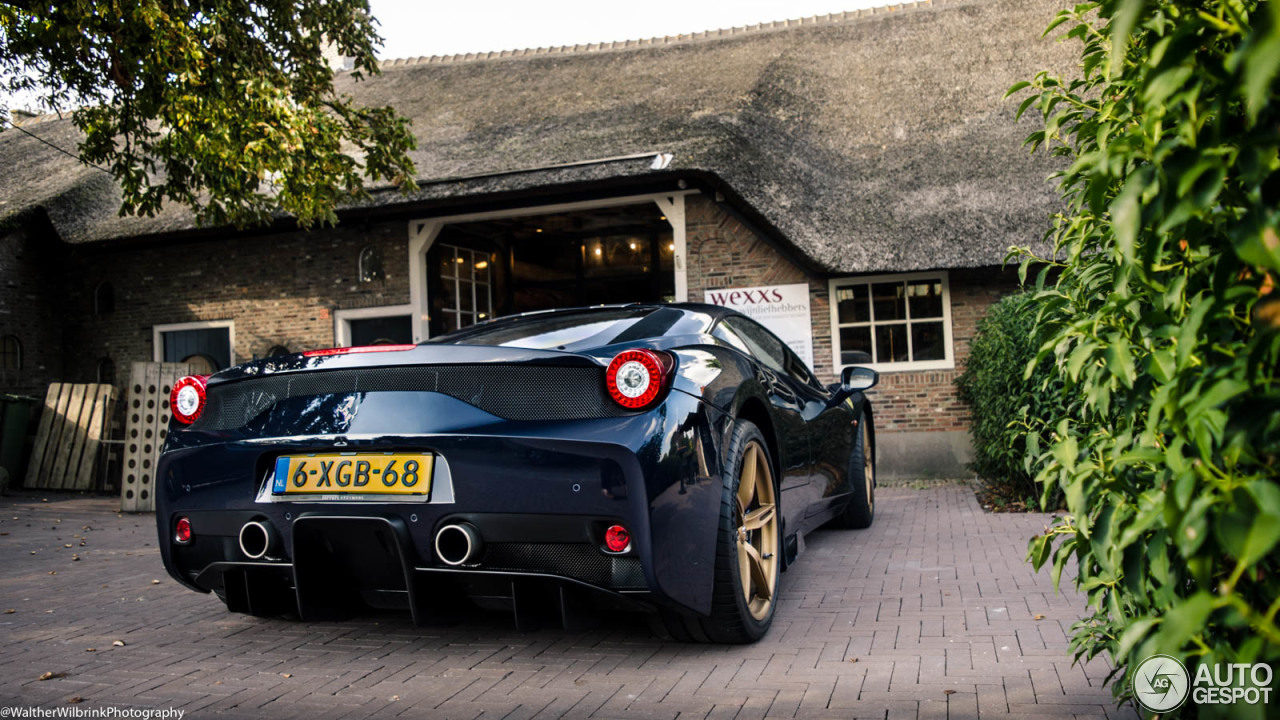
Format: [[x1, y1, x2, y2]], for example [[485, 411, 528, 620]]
[[156, 303, 878, 642]]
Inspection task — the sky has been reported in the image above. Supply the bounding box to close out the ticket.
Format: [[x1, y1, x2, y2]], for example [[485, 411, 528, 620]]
[[365, 0, 895, 60]]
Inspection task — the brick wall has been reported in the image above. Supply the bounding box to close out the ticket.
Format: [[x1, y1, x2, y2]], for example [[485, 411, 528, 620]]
[[0, 223, 65, 396], [684, 195, 1019, 435], [867, 269, 1019, 433], [685, 196, 836, 382], [60, 221, 410, 382]]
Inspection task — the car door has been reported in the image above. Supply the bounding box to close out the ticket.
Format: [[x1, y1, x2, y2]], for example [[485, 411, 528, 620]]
[[712, 318, 811, 502], [748, 324, 853, 520], [787, 353, 855, 516]]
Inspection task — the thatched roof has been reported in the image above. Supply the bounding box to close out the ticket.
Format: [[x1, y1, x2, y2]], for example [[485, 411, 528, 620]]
[[0, 0, 1075, 274]]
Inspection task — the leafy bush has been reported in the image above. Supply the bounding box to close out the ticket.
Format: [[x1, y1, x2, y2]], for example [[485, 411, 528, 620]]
[[1012, 0, 1280, 713], [955, 292, 1066, 508]]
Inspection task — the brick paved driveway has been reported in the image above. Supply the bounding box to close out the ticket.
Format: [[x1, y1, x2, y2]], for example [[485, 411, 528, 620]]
[[0, 483, 1135, 719]]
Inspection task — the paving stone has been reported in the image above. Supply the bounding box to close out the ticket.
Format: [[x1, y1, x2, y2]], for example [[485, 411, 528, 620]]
[[0, 484, 1138, 718]]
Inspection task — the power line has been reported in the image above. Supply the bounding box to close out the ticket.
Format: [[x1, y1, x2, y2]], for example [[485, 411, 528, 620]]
[[0, 116, 114, 175]]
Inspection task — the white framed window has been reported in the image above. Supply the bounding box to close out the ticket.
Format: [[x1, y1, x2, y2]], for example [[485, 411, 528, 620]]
[[436, 244, 494, 333], [828, 271, 954, 372], [333, 305, 413, 347], [153, 320, 235, 372]]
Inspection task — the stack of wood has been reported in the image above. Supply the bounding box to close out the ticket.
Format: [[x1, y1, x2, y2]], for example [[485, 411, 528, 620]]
[[24, 383, 118, 491]]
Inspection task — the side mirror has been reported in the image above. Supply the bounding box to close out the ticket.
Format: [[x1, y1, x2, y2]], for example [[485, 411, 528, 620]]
[[841, 365, 879, 392]]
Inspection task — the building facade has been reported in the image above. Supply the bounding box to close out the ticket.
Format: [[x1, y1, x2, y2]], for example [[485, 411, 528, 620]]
[[0, 0, 1075, 477]]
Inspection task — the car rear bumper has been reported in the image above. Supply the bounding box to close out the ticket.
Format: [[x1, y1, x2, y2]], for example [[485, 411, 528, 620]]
[[155, 391, 728, 619]]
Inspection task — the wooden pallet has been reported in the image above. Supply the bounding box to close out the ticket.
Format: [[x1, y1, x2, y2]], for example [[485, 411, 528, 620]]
[[120, 362, 190, 512], [23, 383, 119, 491]]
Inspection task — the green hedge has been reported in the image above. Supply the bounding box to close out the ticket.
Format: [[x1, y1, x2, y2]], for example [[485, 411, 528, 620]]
[[1013, 1, 1280, 715], [955, 292, 1066, 508]]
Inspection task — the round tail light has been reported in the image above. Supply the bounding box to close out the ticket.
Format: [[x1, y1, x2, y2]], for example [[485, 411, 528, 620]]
[[174, 517, 192, 545], [605, 349, 669, 409], [604, 524, 631, 553], [171, 375, 209, 425]]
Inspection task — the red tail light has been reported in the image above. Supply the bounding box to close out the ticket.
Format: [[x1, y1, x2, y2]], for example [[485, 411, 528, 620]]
[[604, 525, 631, 553], [174, 517, 192, 545], [302, 344, 416, 357], [171, 375, 209, 425], [605, 349, 670, 409]]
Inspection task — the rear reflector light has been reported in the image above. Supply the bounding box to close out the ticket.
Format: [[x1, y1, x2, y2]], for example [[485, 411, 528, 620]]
[[605, 349, 669, 409], [302, 344, 416, 357], [171, 375, 209, 425], [174, 517, 192, 545], [604, 525, 631, 553]]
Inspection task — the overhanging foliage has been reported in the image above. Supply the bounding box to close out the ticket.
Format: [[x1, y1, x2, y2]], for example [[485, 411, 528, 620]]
[[1012, 0, 1279, 714], [0, 0, 417, 228]]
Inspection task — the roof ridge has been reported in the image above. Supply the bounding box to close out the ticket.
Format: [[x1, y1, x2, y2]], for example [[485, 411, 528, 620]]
[[377, 0, 962, 69]]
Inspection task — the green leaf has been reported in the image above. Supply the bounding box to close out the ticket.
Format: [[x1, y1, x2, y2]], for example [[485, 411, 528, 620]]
[[1183, 378, 1248, 420], [1105, 338, 1137, 388], [1151, 592, 1215, 652], [1176, 495, 1214, 557], [1241, 1, 1280, 124], [1176, 294, 1213, 370], [1005, 80, 1032, 99], [1110, 173, 1145, 262], [1215, 488, 1280, 569], [1050, 537, 1077, 590], [1067, 341, 1095, 382], [1029, 533, 1053, 570], [1108, 0, 1148, 79], [1053, 435, 1079, 475], [1116, 616, 1160, 662], [1147, 348, 1176, 383], [1142, 65, 1193, 106]]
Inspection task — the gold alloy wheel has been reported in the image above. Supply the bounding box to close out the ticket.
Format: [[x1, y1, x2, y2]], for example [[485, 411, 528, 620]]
[[863, 424, 874, 514], [735, 440, 778, 621]]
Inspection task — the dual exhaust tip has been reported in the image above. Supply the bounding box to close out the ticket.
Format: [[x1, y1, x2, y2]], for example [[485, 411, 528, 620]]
[[238, 519, 482, 566], [238, 520, 279, 560], [434, 523, 482, 566]]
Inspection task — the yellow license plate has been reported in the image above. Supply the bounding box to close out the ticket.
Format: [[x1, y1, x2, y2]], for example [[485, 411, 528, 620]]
[[271, 453, 433, 496]]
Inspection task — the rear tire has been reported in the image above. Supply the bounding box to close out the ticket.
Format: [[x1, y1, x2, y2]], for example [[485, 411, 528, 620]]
[[703, 420, 781, 642], [647, 420, 781, 643], [833, 416, 874, 530]]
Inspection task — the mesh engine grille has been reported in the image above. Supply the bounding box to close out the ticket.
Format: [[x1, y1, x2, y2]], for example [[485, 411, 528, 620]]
[[192, 365, 630, 430], [480, 542, 645, 589]]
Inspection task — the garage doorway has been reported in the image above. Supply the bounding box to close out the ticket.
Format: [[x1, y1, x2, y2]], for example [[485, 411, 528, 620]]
[[421, 203, 677, 337]]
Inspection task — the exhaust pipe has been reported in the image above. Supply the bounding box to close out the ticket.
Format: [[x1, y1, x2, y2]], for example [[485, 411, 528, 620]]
[[239, 520, 279, 560], [435, 523, 483, 566]]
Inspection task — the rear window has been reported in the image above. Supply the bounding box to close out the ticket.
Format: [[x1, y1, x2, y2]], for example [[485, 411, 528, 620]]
[[429, 308, 655, 350]]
